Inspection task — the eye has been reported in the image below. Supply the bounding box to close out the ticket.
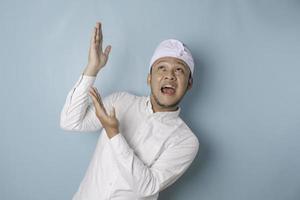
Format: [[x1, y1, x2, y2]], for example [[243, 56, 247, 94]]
[[176, 67, 184, 74], [158, 65, 166, 71]]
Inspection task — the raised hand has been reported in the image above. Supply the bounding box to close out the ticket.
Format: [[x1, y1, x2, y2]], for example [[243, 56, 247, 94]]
[[88, 86, 119, 139], [84, 22, 112, 76]]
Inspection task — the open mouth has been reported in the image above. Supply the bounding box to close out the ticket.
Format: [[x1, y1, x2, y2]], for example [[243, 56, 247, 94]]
[[161, 85, 176, 95]]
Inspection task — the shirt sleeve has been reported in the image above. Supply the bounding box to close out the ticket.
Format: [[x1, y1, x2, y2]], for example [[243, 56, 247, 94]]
[[109, 133, 199, 198], [60, 73, 117, 132], [60, 73, 100, 132]]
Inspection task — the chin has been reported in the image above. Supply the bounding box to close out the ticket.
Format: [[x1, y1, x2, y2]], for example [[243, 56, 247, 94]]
[[156, 95, 181, 108]]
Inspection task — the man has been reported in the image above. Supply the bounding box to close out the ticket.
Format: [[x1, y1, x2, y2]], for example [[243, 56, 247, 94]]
[[60, 22, 199, 200]]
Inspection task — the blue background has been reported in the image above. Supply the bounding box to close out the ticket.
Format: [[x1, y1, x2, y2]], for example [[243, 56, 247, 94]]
[[1, 0, 300, 199]]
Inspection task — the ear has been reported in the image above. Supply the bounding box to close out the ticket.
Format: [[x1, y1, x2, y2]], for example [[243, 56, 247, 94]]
[[187, 77, 193, 90], [147, 73, 151, 86]]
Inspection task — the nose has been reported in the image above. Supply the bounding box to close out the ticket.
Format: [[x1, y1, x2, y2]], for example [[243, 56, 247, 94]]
[[164, 70, 176, 80]]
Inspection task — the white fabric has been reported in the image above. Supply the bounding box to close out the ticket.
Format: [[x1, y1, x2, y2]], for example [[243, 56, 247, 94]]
[[60, 74, 199, 200], [149, 39, 194, 76]]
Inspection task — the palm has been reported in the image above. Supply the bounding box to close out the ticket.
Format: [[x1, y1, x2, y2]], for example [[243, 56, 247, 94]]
[[88, 87, 119, 135], [88, 22, 111, 71], [101, 114, 119, 129]]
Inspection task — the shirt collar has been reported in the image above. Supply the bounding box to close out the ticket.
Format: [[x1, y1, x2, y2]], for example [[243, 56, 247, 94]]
[[145, 96, 181, 120]]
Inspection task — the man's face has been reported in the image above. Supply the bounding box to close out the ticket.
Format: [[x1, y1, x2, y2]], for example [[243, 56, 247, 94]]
[[147, 56, 193, 112]]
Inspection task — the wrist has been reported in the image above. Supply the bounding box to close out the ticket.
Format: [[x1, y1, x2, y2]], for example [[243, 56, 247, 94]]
[[83, 66, 99, 76], [106, 127, 119, 139]]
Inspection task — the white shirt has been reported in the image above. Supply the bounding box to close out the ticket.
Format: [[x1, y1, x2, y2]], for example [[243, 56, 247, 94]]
[[60, 74, 199, 200]]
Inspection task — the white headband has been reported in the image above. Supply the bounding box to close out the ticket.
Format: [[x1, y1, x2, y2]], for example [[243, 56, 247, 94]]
[[149, 39, 194, 76]]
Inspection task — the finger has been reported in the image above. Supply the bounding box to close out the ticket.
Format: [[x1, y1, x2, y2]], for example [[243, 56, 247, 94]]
[[93, 87, 103, 106], [97, 22, 103, 40], [103, 45, 112, 57], [89, 87, 107, 114], [89, 87, 101, 104], [90, 27, 97, 46], [95, 23, 100, 42], [89, 90, 107, 117], [89, 91, 103, 111], [96, 23, 103, 52], [110, 106, 116, 118]]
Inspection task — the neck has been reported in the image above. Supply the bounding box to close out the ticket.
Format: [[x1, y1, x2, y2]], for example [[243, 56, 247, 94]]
[[150, 95, 179, 113]]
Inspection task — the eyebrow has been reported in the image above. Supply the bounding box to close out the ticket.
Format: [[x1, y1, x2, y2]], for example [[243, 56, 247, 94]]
[[176, 61, 187, 67], [156, 60, 187, 67]]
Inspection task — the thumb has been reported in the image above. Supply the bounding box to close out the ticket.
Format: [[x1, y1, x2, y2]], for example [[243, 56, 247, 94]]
[[104, 45, 112, 57]]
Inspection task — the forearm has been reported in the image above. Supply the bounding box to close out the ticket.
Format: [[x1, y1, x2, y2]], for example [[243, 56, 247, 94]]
[[109, 134, 160, 196], [109, 134, 199, 197], [60, 21, 111, 132], [83, 64, 99, 77], [60, 73, 101, 131]]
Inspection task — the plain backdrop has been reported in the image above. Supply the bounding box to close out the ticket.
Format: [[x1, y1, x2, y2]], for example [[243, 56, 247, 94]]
[[1, 0, 300, 199]]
